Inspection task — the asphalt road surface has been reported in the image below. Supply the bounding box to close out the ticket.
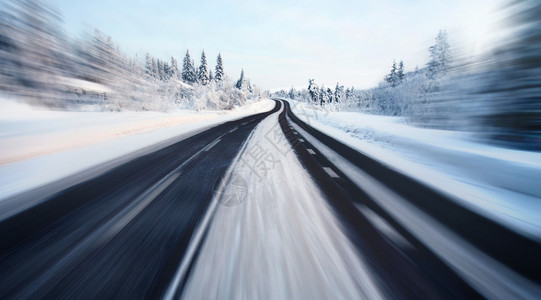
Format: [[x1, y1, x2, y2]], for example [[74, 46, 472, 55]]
[[0, 99, 539, 299]]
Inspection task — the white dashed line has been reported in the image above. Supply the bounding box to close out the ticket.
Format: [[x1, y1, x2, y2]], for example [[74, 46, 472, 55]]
[[323, 167, 340, 178], [106, 172, 180, 239], [203, 138, 221, 152], [307, 149, 316, 155]]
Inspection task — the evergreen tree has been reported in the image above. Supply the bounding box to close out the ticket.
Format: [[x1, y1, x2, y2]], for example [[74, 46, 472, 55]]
[[288, 87, 295, 99], [334, 83, 344, 102], [398, 60, 405, 83], [162, 61, 170, 80], [170, 56, 179, 79], [345, 87, 354, 100], [319, 86, 328, 106], [385, 60, 398, 87], [182, 50, 196, 84], [198, 50, 209, 85], [151, 57, 158, 79], [236, 69, 245, 90], [327, 88, 334, 103], [426, 30, 451, 79], [308, 79, 318, 103], [157, 59, 163, 80], [215, 53, 224, 81], [145, 52, 152, 76], [209, 70, 214, 82]]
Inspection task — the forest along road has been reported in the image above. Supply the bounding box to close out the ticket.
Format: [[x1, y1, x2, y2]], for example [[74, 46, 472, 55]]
[[1, 98, 540, 299], [0, 101, 279, 299]]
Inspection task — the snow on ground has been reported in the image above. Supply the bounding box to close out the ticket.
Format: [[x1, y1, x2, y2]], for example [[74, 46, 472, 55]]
[[59, 76, 113, 94], [288, 99, 541, 240], [181, 103, 382, 300], [0, 97, 274, 217]]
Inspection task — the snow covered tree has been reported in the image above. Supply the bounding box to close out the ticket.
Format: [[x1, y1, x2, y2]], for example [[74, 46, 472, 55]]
[[334, 83, 344, 102], [145, 52, 152, 76], [345, 87, 354, 100], [246, 79, 253, 93], [398, 60, 405, 83], [198, 50, 209, 85], [288, 87, 296, 99], [151, 57, 158, 79], [319, 86, 329, 106], [182, 50, 196, 84], [163, 61, 171, 80], [236, 69, 245, 90], [215, 53, 224, 81], [170, 56, 179, 80], [327, 88, 334, 103], [385, 60, 399, 87], [308, 79, 319, 103], [157, 59, 163, 80], [426, 30, 451, 79]]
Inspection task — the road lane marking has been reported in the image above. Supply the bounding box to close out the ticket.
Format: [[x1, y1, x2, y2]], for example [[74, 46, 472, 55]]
[[356, 203, 414, 249], [323, 167, 340, 178], [229, 126, 238, 133], [307, 149, 316, 155], [107, 172, 180, 238], [299, 139, 304, 143], [203, 138, 221, 152]]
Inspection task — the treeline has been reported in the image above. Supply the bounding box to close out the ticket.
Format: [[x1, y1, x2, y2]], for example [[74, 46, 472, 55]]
[[276, 0, 541, 150], [0, 0, 261, 111], [275, 30, 451, 115]]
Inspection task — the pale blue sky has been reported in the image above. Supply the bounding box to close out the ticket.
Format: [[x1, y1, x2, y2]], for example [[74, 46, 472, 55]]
[[50, 0, 503, 90]]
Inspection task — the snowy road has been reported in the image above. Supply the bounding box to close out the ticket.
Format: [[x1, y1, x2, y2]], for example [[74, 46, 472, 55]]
[[180, 104, 382, 300], [0, 99, 540, 299]]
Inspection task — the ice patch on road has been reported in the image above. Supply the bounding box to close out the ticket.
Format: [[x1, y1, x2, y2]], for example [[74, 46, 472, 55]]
[[182, 105, 382, 299]]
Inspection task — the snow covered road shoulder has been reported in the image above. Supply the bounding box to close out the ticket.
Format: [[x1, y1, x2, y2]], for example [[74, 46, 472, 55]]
[[181, 104, 382, 300]]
